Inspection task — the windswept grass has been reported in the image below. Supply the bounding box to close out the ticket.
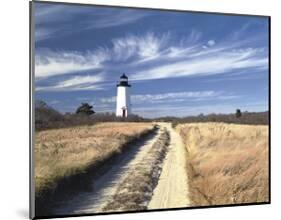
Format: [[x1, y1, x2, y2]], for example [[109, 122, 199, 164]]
[[35, 122, 154, 196], [177, 123, 269, 206]]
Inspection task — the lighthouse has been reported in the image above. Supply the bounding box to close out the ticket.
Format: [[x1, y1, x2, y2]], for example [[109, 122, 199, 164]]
[[116, 73, 131, 117]]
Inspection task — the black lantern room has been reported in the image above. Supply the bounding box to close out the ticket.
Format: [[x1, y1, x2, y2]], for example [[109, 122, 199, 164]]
[[117, 73, 131, 87]]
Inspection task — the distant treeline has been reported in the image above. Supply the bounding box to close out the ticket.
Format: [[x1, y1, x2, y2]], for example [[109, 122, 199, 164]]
[[35, 100, 269, 131], [155, 111, 269, 127], [35, 100, 148, 131]]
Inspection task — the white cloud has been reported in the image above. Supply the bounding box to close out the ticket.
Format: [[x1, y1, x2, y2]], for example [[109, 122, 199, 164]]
[[165, 46, 197, 58], [87, 10, 149, 29], [100, 96, 117, 103], [131, 47, 267, 81], [100, 90, 238, 105], [35, 5, 67, 24], [35, 31, 268, 91], [132, 91, 218, 103], [112, 32, 169, 61], [133, 102, 266, 118], [36, 74, 105, 91], [35, 50, 108, 78], [230, 20, 267, 41], [35, 27, 58, 41], [207, 40, 216, 47], [35, 5, 150, 41], [35, 33, 167, 78], [184, 29, 202, 45]]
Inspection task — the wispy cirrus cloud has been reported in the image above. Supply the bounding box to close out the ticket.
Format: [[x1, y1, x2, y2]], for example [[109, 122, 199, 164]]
[[132, 101, 267, 118], [36, 3, 150, 27], [131, 47, 267, 81], [35, 49, 109, 78], [35, 27, 59, 42], [35, 32, 167, 78], [34, 4, 269, 117], [35, 30, 267, 91], [36, 74, 105, 91], [35, 4, 67, 24], [112, 32, 169, 61], [132, 91, 220, 103], [35, 3, 151, 41], [231, 20, 268, 41], [85, 9, 150, 29], [100, 90, 239, 104]]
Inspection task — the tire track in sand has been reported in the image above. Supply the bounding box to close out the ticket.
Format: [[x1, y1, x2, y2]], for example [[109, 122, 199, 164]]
[[53, 123, 189, 215], [148, 123, 190, 209], [53, 127, 163, 215]]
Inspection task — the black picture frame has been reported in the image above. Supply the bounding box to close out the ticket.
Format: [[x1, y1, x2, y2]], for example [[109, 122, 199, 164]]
[[29, 1, 271, 219]]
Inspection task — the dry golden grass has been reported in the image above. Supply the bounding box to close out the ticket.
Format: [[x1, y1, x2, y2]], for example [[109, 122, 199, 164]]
[[177, 123, 269, 206], [35, 122, 153, 195]]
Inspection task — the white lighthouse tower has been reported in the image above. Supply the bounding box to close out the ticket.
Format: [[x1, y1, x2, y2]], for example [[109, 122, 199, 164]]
[[116, 73, 131, 117]]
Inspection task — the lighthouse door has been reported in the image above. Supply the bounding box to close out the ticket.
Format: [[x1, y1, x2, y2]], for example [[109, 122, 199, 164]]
[[122, 109, 126, 117]]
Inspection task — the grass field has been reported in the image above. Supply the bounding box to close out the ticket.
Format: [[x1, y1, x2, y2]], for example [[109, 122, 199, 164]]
[[35, 122, 154, 195], [176, 123, 269, 206]]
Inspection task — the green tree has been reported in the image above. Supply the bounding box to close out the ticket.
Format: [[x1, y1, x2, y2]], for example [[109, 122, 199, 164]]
[[236, 109, 242, 118], [76, 103, 95, 116]]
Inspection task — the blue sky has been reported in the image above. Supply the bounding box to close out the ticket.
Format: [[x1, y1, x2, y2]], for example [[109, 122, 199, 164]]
[[34, 2, 269, 118]]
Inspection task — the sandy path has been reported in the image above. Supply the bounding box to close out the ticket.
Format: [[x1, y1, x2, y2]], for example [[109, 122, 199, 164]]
[[53, 128, 163, 215], [148, 123, 190, 209], [53, 123, 189, 215]]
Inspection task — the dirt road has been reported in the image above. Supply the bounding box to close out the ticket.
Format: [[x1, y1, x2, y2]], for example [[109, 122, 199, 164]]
[[54, 127, 162, 215], [148, 123, 190, 209], [53, 123, 189, 215]]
